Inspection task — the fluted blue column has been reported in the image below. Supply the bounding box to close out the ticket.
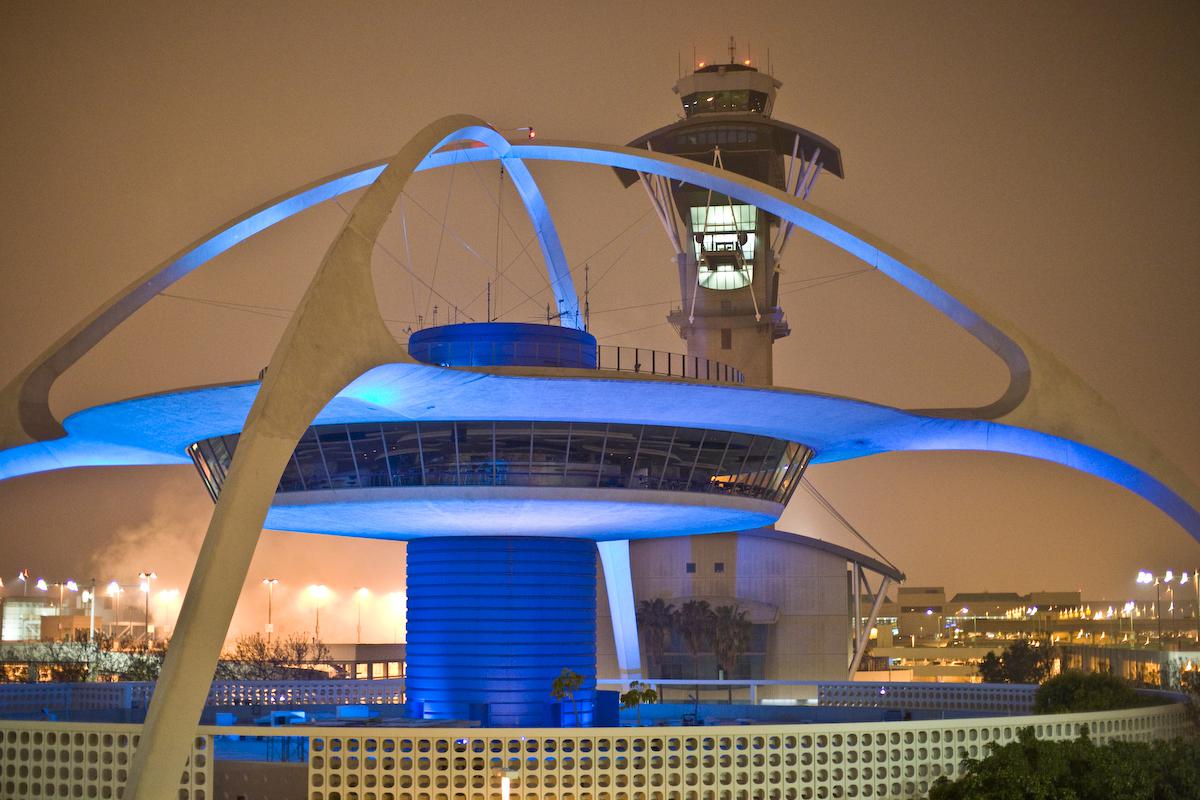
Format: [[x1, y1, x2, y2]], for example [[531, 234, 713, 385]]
[[405, 536, 596, 726]]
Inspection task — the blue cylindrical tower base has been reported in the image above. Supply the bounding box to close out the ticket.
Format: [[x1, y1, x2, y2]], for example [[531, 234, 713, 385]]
[[405, 536, 597, 727]]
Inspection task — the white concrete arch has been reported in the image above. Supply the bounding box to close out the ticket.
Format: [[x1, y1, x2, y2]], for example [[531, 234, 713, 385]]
[[122, 115, 569, 799]]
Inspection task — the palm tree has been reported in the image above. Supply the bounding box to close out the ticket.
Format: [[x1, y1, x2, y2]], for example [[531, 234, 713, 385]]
[[551, 667, 584, 726], [636, 598, 675, 677], [675, 600, 715, 678], [712, 604, 752, 681]]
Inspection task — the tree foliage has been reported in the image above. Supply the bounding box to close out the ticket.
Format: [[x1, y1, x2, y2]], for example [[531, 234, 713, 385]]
[[977, 639, 1053, 684], [711, 604, 752, 679], [550, 667, 584, 727], [216, 633, 333, 680], [1034, 670, 1146, 714], [929, 727, 1200, 800], [1180, 670, 1200, 731], [636, 598, 675, 675], [619, 680, 658, 726], [674, 600, 715, 677]]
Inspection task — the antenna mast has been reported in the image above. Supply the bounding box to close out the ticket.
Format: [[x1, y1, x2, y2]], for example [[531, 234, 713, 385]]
[[728, 35, 736, 64], [584, 263, 591, 332]]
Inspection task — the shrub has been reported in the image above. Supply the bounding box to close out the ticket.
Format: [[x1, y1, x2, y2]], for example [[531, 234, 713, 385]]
[[1034, 670, 1145, 714], [977, 639, 1053, 684], [929, 728, 1200, 800]]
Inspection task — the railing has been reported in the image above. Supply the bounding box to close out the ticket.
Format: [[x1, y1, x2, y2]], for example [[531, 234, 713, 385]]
[[408, 338, 745, 384], [0, 677, 406, 715], [205, 677, 404, 707], [596, 345, 744, 384], [596, 679, 1042, 714], [0, 700, 1190, 800]]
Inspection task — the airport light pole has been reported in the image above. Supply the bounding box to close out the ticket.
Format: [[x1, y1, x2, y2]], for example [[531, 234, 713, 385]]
[[262, 578, 279, 643], [355, 588, 369, 644], [107, 581, 123, 639], [308, 585, 329, 642], [138, 572, 156, 644]]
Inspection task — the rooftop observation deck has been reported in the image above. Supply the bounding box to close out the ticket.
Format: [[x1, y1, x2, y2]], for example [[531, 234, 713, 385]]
[[406, 321, 744, 384]]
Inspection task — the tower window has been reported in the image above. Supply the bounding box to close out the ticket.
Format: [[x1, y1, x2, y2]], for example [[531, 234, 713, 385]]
[[720, 329, 732, 350], [685, 562, 696, 574], [714, 562, 725, 574], [692, 204, 757, 290]]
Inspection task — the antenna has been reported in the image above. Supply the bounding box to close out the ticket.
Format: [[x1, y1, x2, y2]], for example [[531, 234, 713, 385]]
[[584, 263, 591, 332], [728, 35, 735, 64], [692, 43, 696, 71], [677, 51, 681, 80], [767, 47, 772, 76], [487, 282, 492, 323]]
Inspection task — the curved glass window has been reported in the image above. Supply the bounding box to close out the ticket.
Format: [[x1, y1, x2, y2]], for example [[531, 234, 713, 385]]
[[189, 422, 811, 507]]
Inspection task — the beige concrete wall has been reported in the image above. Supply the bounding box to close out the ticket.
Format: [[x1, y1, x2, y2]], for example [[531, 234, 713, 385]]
[[734, 535, 848, 684], [681, 319, 776, 386], [628, 533, 849, 686]]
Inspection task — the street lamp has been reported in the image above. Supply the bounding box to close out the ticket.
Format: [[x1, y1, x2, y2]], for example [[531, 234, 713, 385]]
[[138, 571, 156, 644], [55, 579, 79, 614], [262, 578, 279, 643], [82, 580, 97, 648], [307, 584, 330, 642], [355, 587, 370, 644], [16, 569, 29, 595], [106, 581, 123, 638]]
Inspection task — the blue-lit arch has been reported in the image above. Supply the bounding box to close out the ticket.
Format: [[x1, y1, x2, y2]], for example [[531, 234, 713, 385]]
[[0, 122, 1196, 547]]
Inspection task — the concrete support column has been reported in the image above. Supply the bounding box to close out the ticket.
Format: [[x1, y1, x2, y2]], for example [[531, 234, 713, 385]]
[[597, 539, 643, 681]]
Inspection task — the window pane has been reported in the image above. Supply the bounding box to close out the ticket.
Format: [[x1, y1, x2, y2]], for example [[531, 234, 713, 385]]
[[383, 424, 423, 486], [294, 428, 330, 490], [530, 421, 570, 487], [565, 423, 605, 487], [718, 433, 754, 492], [419, 423, 456, 486], [662, 428, 705, 491], [347, 424, 388, 488], [493, 421, 532, 486], [747, 439, 783, 496], [690, 430, 730, 492], [634, 426, 674, 490], [599, 424, 638, 488], [456, 421, 495, 486], [317, 426, 358, 489]]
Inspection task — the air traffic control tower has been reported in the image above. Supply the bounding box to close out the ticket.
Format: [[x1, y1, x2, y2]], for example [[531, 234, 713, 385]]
[[618, 56, 844, 385], [611, 56, 857, 685]]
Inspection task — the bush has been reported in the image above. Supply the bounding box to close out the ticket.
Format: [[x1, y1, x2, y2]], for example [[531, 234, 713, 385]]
[[929, 728, 1200, 800], [1034, 670, 1146, 714], [977, 639, 1053, 684]]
